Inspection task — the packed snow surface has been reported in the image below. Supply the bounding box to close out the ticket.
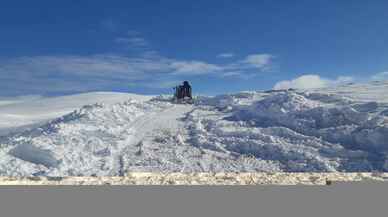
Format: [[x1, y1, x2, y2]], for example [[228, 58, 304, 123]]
[[1, 82, 388, 176]]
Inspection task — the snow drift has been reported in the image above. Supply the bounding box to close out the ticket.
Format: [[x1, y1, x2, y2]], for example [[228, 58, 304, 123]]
[[1, 81, 388, 176]]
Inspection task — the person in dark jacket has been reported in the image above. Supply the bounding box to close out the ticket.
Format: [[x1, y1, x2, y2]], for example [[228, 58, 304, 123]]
[[181, 81, 192, 99], [174, 81, 192, 100]]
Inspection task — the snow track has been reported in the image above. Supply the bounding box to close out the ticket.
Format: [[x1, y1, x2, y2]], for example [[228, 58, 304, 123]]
[[113, 104, 193, 175]]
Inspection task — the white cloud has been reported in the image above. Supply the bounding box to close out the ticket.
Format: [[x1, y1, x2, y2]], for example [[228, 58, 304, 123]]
[[273, 75, 327, 90], [0, 50, 276, 95], [0, 55, 174, 95], [217, 53, 235, 58], [273, 74, 354, 90], [131, 80, 182, 89], [0, 54, 228, 95], [371, 72, 388, 81], [242, 54, 273, 70], [1, 55, 168, 79], [220, 71, 243, 77], [170, 61, 223, 75]]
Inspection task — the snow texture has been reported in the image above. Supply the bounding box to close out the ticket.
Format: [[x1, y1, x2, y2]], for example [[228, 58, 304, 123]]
[[1, 81, 388, 176]]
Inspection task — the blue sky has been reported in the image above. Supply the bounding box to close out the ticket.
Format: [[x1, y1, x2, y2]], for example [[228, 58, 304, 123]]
[[1, 0, 388, 96]]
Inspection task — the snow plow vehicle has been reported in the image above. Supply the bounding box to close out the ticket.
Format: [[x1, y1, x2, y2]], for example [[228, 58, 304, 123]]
[[173, 81, 194, 104]]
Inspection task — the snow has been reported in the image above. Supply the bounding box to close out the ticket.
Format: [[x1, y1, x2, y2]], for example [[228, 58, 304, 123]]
[[1, 81, 388, 176], [9, 144, 61, 168], [0, 92, 153, 136]]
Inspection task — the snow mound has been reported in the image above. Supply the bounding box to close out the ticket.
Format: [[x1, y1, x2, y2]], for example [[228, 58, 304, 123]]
[[0, 92, 152, 136], [254, 92, 321, 113], [238, 92, 321, 121], [0, 99, 168, 176], [228, 92, 388, 154], [188, 100, 373, 172]]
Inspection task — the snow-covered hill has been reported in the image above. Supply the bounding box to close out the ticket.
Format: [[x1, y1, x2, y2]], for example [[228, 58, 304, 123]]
[[0, 92, 152, 136], [1, 82, 388, 176]]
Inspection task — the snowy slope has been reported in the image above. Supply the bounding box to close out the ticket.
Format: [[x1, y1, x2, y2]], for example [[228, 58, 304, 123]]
[[1, 81, 388, 176], [0, 92, 153, 136]]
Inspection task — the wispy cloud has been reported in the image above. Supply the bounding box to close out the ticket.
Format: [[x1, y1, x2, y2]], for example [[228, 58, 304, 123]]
[[217, 53, 235, 58], [170, 61, 223, 75], [220, 71, 243, 77], [168, 53, 274, 76], [241, 54, 274, 70], [115, 37, 149, 47], [0, 52, 275, 95], [130, 80, 182, 89], [0, 55, 172, 95], [114, 30, 152, 51]]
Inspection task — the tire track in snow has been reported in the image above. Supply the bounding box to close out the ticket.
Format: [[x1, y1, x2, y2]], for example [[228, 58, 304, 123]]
[[113, 104, 194, 175]]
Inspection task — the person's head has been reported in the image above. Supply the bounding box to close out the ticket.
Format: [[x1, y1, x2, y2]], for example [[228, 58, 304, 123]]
[[183, 81, 190, 86]]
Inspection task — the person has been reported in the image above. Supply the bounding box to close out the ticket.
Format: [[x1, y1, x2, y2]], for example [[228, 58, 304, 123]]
[[181, 81, 192, 99], [173, 81, 192, 100], [174, 85, 183, 99]]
